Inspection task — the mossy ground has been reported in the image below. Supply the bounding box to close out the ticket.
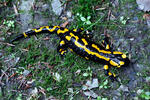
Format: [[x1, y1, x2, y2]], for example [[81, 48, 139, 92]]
[[0, 0, 150, 100]]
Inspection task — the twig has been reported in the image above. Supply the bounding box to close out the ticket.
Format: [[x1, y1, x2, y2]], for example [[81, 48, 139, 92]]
[[8, 73, 17, 80], [0, 42, 15, 46]]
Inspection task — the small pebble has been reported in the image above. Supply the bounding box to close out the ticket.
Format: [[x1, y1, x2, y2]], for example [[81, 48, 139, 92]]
[[23, 70, 30, 76], [67, 11, 72, 18]]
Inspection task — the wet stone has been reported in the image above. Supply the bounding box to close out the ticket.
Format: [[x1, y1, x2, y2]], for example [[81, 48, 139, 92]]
[[67, 11, 72, 18], [19, 0, 35, 31], [51, 0, 63, 16], [42, 4, 50, 11], [113, 96, 121, 100], [133, 16, 139, 22], [23, 70, 30, 76]]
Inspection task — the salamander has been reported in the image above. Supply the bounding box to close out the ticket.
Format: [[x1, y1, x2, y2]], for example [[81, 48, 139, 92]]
[[11, 26, 130, 81]]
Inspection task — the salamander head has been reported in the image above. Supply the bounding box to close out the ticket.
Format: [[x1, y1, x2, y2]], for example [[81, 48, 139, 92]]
[[109, 51, 130, 68]]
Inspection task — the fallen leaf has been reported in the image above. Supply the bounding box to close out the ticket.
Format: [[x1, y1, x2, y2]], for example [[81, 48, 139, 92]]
[[27, 87, 38, 99], [82, 78, 99, 90], [23, 70, 30, 76], [46, 96, 59, 100], [27, 79, 35, 84], [43, 37, 50, 40], [136, 0, 150, 12], [39, 87, 46, 95], [117, 85, 129, 92], [143, 14, 150, 27], [68, 88, 74, 93], [83, 90, 98, 98], [75, 69, 81, 75], [143, 14, 150, 20], [22, 48, 29, 52], [53, 72, 62, 82], [61, 21, 69, 28], [13, 3, 18, 15]]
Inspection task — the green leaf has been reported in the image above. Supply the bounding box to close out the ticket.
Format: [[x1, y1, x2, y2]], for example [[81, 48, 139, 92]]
[[87, 16, 91, 20], [83, 73, 89, 77], [86, 21, 91, 25], [80, 17, 86, 21]]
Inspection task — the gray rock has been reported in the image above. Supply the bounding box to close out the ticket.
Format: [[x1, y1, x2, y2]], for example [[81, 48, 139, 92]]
[[23, 70, 30, 76], [67, 11, 72, 18], [136, 0, 150, 12], [51, 0, 63, 16], [19, 0, 35, 31], [42, 4, 50, 11]]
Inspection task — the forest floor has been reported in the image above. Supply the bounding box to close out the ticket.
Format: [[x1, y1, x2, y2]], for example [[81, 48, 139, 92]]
[[0, 0, 150, 100]]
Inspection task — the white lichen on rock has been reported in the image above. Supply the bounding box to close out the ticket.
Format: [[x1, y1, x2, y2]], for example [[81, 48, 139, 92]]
[[136, 0, 150, 12]]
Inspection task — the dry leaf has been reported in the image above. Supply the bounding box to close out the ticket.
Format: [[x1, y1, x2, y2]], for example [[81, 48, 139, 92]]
[[83, 90, 98, 98], [43, 37, 50, 40], [61, 21, 69, 28], [13, 3, 18, 15], [143, 14, 150, 20], [143, 14, 150, 27], [136, 0, 150, 12], [22, 48, 29, 52], [82, 78, 99, 90]]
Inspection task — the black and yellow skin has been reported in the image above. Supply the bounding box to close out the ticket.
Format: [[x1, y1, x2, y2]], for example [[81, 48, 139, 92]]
[[11, 26, 130, 81]]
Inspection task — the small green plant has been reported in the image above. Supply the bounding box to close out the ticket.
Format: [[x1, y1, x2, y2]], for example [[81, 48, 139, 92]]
[[99, 80, 109, 89], [83, 67, 92, 78], [3, 20, 15, 28], [76, 13, 92, 25], [137, 89, 150, 100], [120, 16, 129, 25], [16, 94, 22, 100], [97, 96, 108, 100], [74, 0, 99, 17]]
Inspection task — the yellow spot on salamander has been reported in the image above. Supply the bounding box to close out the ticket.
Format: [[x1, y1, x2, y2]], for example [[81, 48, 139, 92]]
[[73, 29, 77, 32], [113, 51, 123, 54], [59, 49, 62, 52], [65, 36, 71, 41], [102, 40, 104, 43], [60, 40, 65, 45], [117, 65, 121, 68], [106, 44, 110, 49], [110, 60, 118, 66], [120, 61, 125, 65], [33, 26, 45, 32], [113, 51, 127, 58], [85, 57, 89, 60], [23, 32, 28, 38], [74, 41, 110, 61], [113, 73, 116, 77], [45, 26, 60, 32], [81, 38, 88, 45], [108, 72, 112, 76], [92, 44, 111, 54], [57, 28, 69, 34], [61, 50, 66, 55], [122, 54, 126, 58], [70, 33, 79, 40], [69, 48, 73, 52], [104, 65, 108, 70]]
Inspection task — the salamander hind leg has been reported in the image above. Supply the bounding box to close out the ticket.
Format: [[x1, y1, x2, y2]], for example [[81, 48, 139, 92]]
[[104, 65, 118, 81], [57, 40, 68, 56]]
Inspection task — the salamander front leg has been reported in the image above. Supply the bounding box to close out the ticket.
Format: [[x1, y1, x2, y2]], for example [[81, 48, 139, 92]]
[[101, 37, 112, 50], [73, 28, 93, 39], [104, 65, 117, 81], [57, 40, 68, 56]]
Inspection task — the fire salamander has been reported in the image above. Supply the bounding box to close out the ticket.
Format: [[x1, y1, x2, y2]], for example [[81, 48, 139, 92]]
[[11, 26, 130, 81]]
